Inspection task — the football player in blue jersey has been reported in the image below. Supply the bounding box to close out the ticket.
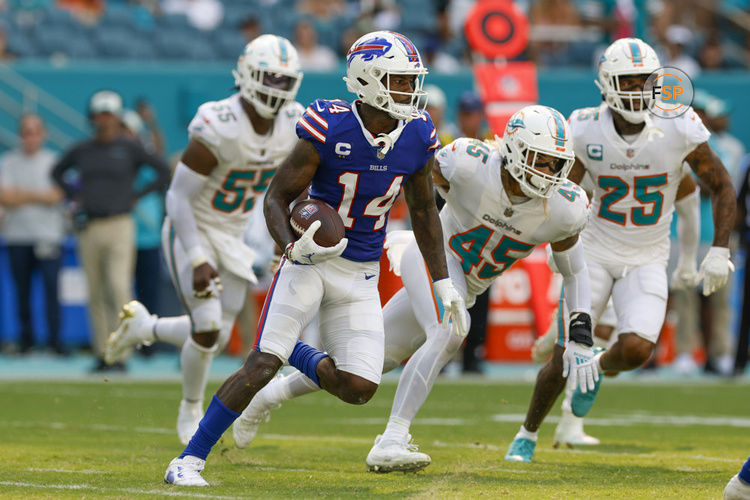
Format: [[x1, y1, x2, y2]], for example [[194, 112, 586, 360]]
[[163, 30, 468, 487]]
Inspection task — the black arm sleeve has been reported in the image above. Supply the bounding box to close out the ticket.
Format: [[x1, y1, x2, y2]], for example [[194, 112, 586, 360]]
[[134, 142, 171, 198], [51, 146, 78, 199]]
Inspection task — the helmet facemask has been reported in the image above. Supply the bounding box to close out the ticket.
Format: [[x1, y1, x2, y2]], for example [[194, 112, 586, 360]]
[[596, 72, 652, 124], [234, 64, 302, 119], [505, 142, 574, 198]]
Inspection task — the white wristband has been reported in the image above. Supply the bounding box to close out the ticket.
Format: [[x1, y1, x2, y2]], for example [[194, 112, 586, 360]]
[[187, 247, 207, 268]]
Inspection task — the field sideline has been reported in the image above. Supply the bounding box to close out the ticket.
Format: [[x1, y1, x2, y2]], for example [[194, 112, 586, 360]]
[[1, 377, 747, 499]]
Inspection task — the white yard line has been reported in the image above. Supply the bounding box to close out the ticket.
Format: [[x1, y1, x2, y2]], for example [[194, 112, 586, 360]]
[[27, 467, 105, 474], [0, 481, 243, 498], [491, 413, 750, 427]]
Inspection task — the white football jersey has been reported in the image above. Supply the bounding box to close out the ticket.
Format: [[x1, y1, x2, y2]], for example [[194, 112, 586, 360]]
[[570, 103, 710, 266], [187, 93, 303, 237], [437, 138, 589, 303]]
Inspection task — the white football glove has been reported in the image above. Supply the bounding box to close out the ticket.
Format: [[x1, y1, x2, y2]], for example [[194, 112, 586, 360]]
[[284, 220, 348, 265], [433, 278, 469, 337], [562, 340, 599, 394], [670, 260, 699, 291], [698, 246, 734, 296]]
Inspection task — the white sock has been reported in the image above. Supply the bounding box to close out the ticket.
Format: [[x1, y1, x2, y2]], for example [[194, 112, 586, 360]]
[[381, 416, 411, 446], [181, 337, 217, 403], [154, 316, 192, 347], [515, 425, 538, 442]]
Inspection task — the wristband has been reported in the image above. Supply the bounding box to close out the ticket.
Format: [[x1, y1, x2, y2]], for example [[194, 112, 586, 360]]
[[568, 312, 593, 347], [187, 247, 208, 268]]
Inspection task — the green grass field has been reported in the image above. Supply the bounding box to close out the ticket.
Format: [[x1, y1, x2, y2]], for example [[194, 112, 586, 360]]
[[1, 377, 747, 499]]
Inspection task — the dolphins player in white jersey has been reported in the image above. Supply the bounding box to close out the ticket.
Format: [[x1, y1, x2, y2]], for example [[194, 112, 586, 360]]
[[104, 34, 304, 445], [231, 104, 600, 472], [505, 37, 735, 462], [533, 170, 700, 449]]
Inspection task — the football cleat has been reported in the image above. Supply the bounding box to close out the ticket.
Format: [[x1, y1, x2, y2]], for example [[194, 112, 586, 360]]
[[366, 434, 431, 473], [233, 385, 281, 449], [724, 474, 750, 500], [164, 456, 208, 487], [504, 437, 536, 462], [553, 413, 600, 448], [104, 300, 156, 365], [177, 400, 204, 445], [571, 347, 604, 417]]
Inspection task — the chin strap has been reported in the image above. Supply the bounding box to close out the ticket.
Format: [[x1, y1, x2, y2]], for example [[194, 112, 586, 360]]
[[375, 133, 395, 157]]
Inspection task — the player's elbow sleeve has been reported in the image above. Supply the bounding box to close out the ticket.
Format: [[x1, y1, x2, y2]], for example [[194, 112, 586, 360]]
[[553, 240, 591, 315]]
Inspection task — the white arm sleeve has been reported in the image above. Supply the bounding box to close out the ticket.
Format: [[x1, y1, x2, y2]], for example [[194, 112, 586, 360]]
[[674, 187, 700, 267], [552, 239, 591, 316], [166, 162, 208, 266]]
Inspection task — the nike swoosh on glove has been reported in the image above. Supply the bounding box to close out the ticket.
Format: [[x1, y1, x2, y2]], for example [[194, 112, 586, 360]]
[[285, 220, 348, 265], [698, 246, 734, 296], [433, 278, 469, 337]]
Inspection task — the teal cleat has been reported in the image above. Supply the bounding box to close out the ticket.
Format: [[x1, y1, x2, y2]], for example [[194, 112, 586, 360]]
[[571, 347, 604, 417], [504, 437, 536, 462]]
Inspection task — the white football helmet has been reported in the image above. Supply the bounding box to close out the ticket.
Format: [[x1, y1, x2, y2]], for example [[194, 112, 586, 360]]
[[500, 105, 575, 199], [344, 31, 427, 121], [596, 38, 660, 124], [233, 34, 303, 119]]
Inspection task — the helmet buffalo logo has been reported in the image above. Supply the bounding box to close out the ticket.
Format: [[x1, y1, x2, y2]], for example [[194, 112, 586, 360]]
[[347, 36, 392, 64]]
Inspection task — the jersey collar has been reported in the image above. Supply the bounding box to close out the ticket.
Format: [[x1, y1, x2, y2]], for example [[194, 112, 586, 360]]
[[600, 104, 650, 158], [351, 100, 406, 152]]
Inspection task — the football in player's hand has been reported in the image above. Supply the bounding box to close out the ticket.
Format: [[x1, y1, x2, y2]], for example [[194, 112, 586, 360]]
[[290, 199, 345, 247]]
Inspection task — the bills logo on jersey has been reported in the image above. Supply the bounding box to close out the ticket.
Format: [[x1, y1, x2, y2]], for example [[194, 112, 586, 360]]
[[299, 205, 319, 219], [347, 36, 392, 64]]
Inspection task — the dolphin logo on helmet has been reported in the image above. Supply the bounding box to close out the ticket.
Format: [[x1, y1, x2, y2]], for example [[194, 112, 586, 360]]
[[499, 105, 576, 199]]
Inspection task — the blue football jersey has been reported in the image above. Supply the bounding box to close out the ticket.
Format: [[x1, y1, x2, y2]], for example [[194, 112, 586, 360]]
[[296, 99, 440, 262]]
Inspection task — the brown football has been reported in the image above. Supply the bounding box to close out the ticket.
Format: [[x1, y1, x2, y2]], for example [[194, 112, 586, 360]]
[[290, 199, 345, 247]]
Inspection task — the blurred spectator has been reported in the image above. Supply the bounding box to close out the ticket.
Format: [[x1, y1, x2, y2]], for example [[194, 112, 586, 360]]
[[456, 91, 489, 141], [121, 106, 167, 354], [296, 0, 347, 20], [664, 25, 701, 78], [356, 0, 400, 31], [671, 91, 736, 376], [422, 37, 461, 74], [420, 84, 457, 145], [135, 98, 166, 158], [56, 0, 103, 25], [162, 0, 223, 31], [52, 90, 170, 372], [528, 0, 581, 67], [0, 22, 16, 62], [0, 114, 65, 355], [294, 19, 338, 71], [239, 16, 263, 45], [699, 35, 726, 70]]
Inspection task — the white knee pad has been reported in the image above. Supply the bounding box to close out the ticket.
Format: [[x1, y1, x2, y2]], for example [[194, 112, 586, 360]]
[[191, 298, 222, 333]]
